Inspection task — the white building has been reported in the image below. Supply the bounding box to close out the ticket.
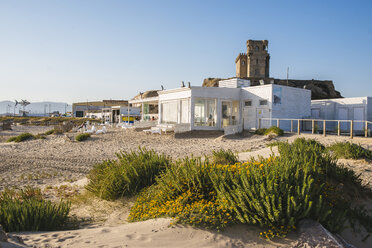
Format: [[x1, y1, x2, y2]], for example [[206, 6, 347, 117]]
[[311, 97, 372, 132], [138, 78, 311, 133]]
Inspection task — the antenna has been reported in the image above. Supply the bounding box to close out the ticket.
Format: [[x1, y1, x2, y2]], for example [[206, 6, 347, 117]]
[[286, 67, 289, 86]]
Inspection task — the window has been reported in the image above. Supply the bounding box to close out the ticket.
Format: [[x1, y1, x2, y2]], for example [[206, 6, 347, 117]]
[[242, 60, 245, 65], [194, 99, 216, 126], [259, 100, 268, 106], [263, 45, 266, 50], [222, 101, 240, 127], [255, 46, 259, 51], [256, 58, 259, 64], [161, 101, 178, 123], [244, 100, 252, 107]]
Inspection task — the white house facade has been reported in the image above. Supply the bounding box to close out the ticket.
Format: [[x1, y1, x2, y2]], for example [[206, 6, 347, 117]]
[[152, 78, 311, 132]]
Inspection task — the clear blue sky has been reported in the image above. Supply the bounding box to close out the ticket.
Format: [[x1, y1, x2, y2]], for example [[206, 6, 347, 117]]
[[0, 0, 371, 103]]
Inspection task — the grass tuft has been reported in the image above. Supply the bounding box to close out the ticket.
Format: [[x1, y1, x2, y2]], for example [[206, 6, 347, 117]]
[[328, 142, 372, 160], [264, 126, 284, 136], [254, 128, 267, 135], [0, 187, 71, 232], [86, 147, 171, 200], [75, 133, 91, 142], [211, 149, 238, 165], [6, 133, 34, 142]]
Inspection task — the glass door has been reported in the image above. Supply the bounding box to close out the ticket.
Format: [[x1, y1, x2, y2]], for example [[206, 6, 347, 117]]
[[221, 101, 232, 127]]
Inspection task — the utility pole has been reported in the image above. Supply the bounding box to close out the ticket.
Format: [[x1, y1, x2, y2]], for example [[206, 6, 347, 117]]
[[286, 67, 289, 86]]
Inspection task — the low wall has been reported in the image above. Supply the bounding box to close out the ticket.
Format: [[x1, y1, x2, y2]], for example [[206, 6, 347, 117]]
[[224, 124, 243, 135], [175, 124, 191, 133]]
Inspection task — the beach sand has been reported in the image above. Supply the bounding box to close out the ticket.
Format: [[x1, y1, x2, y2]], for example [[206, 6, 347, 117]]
[[0, 125, 371, 247]]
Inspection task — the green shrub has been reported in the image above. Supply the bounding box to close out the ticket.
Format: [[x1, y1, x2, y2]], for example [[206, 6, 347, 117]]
[[44, 129, 55, 135], [34, 134, 46, 140], [129, 138, 371, 239], [6, 133, 34, 143], [129, 157, 237, 230], [328, 142, 372, 160], [211, 149, 238, 165], [75, 133, 91, 142], [254, 128, 267, 135], [86, 147, 171, 200], [264, 126, 284, 136], [0, 187, 70, 232]]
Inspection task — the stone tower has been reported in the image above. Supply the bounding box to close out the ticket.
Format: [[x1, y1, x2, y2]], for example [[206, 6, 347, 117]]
[[236, 40, 270, 78], [235, 53, 248, 78]]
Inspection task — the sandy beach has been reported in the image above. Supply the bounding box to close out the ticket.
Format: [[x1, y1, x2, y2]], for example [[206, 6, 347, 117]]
[[1, 125, 371, 248], [1, 125, 371, 190]]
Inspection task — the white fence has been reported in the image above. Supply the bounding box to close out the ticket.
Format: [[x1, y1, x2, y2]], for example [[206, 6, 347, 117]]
[[258, 118, 372, 138]]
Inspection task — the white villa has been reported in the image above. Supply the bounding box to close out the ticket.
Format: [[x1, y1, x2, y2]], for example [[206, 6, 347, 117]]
[[129, 78, 311, 133]]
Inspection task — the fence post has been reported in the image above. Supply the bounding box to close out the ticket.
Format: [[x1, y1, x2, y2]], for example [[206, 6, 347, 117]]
[[312, 120, 315, 134], [258, 118, 261, 129], [338, 121, 340, 136], [323, 120, 326, 137], [297, 120, 301, 135], [350, 120, 353, 139], [365, 121, 368, 138], [290, 120, 293, 133], [277, 119, 279, 128]]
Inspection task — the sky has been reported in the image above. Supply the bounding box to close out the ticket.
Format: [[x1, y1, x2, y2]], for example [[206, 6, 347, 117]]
[[0, 0, 371, 104]]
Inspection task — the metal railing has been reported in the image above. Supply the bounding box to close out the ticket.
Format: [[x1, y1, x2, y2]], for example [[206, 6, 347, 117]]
[[258, 118, 372, 138]]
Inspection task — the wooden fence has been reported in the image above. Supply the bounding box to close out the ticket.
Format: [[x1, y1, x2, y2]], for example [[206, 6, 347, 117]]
[[258, 118, 372, 138]]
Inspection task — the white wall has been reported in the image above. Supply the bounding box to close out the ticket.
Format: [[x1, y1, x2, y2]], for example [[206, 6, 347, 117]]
[[271, 85, 311, 119], [311, 97, 371, 131], [241, 85, 311, 130], [219, 78, 250, 88], [368, 97, 372, 122], [158, 88, 192, 125], [242, 85, 273, 129], [311, 97, 369, 121]]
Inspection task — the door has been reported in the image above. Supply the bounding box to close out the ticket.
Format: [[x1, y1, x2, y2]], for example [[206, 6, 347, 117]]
[[338, 108, 348, 131], [256, 108, 270, 128], [353, 107, 364, 131], [221, 101, 232, 127], [243, 107, 255, 130]]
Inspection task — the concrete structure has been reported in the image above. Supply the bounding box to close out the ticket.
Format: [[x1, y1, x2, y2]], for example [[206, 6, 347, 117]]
[[72, 100, 128, 118], [142, 78, 311, 132], [311, 97, 372, 132]]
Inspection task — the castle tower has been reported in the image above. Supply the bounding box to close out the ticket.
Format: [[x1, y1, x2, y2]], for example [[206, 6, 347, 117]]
[[247, 40, 270, 78], [236, 40, 270, 78], [235, 53, 248, 78]]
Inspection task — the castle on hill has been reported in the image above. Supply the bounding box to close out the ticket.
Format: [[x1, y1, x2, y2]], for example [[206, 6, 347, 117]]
[[202, 39, 342, 100]]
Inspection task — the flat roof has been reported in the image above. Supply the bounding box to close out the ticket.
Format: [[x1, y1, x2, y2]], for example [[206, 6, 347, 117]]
[[129, 96, 159, 104]]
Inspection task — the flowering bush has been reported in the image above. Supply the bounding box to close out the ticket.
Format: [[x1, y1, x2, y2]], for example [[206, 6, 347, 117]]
[[128, 139, 371, 239]]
